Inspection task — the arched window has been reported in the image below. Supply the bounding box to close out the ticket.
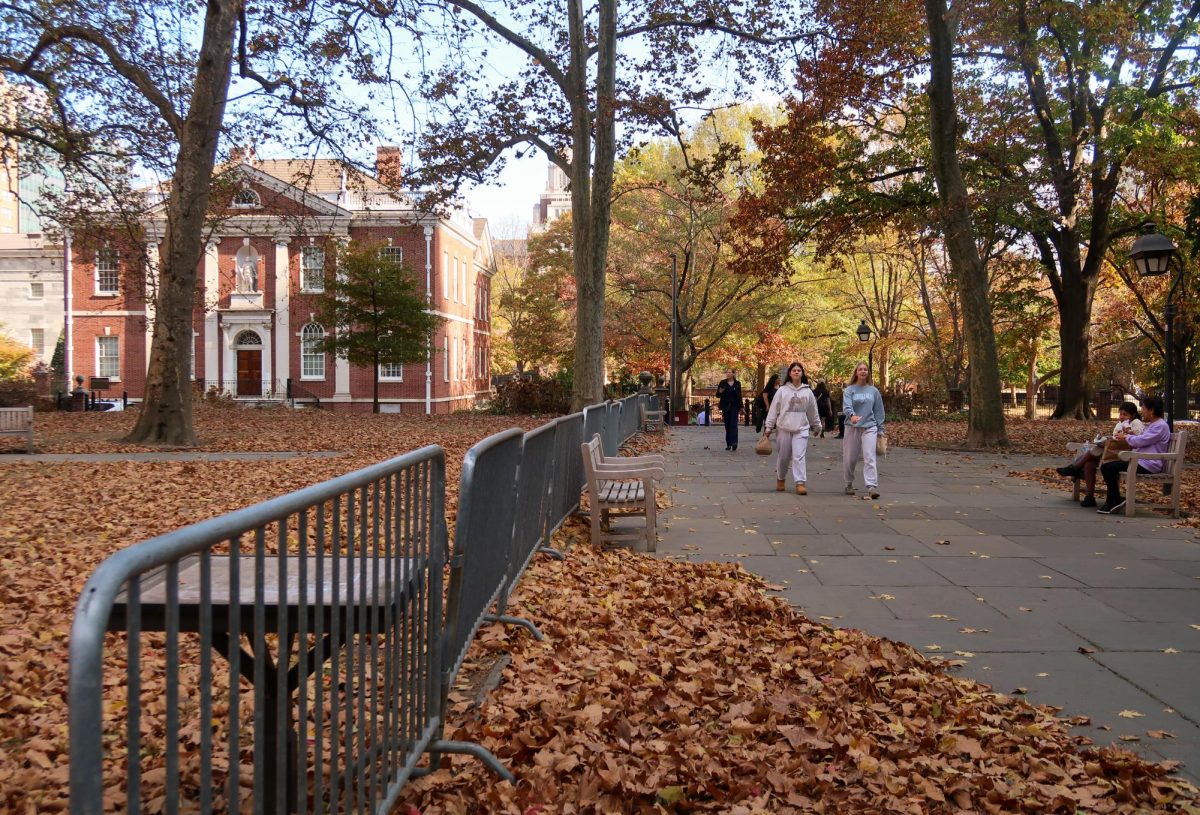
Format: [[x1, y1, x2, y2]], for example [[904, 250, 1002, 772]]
[[234, 330, 262, 347], [301, 323, 325, 379], [232, 186, 261, 208]]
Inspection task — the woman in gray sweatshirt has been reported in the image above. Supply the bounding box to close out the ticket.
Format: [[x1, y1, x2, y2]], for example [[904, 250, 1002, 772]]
[[842, 361, 886, 498], [763, 362, 822, 494]]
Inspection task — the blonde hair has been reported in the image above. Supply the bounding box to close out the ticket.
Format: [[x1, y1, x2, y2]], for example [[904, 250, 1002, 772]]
[[849, 362, 871, 386]]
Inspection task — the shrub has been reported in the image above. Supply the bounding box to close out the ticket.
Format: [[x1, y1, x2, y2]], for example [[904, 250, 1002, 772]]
[[0, 379, 39, 408], [491, 376, 570, 415]]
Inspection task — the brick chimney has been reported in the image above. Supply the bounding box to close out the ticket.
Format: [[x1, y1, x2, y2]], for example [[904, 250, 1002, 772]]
[[375, 145, 402, 187]]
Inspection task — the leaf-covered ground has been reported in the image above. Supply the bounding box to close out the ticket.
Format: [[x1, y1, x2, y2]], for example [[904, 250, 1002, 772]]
[[0, 411, 1195, 812], [408, 535, 1198, 814], [889, 417, 1199, 526]]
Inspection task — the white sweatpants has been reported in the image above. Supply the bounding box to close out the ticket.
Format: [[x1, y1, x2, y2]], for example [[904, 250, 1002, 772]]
[[842, 425, 879, 488], [775, 428, 811, 484]]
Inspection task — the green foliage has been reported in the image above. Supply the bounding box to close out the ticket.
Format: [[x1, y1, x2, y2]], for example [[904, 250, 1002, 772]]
[[312, 240, 443, 411]]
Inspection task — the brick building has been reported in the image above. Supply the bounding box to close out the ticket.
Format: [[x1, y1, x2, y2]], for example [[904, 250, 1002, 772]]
[[67, 149, 495, 413]]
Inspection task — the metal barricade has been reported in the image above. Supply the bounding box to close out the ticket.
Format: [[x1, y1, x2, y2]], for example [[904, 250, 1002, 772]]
[[582, 405, 605, 477], [549, 411, 585, 531], [441, 428, 525, 682], [601, 401, 621, 457], [618, 394, 640, 444], [497, 421, 561, 621], [70, 446, 455, 815]]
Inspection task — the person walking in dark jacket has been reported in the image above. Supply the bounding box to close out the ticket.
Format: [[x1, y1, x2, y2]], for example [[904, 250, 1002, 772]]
[[754, 373, 780, 433], [813, 381, 832, 437], [716, 368, 743, 451]]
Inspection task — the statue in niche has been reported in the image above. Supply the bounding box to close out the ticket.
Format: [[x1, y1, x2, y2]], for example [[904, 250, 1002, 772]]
[[235, 245, 258, 292]]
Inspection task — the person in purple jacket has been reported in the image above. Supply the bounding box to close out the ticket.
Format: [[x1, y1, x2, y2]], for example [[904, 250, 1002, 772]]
[[1097, 395, 1171, 514]]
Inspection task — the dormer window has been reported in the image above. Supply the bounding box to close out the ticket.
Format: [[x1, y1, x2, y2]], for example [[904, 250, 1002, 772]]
[[232, 186, 261, 209]]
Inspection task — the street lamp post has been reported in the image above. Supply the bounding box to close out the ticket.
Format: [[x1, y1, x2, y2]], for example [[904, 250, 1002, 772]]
[[669, 253, 678, 424], [1129, 223, 1185, 428], [856, 319, 874, 374]]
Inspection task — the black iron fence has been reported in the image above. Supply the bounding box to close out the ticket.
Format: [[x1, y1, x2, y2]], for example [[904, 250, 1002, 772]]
[[68, 392, 657, 813]]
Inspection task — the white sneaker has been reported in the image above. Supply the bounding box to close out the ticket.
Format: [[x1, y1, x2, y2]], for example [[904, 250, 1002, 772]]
[[868, 487, 880, 499], [844, 483, 855, 495]]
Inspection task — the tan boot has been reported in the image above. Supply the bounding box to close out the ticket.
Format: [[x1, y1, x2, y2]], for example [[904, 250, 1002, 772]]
[[775, 479, 785, 492], [795, 483, 807, 495]]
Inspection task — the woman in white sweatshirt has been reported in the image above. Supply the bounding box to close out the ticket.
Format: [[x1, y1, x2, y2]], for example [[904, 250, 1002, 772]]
[[763, 362, 822, 494]]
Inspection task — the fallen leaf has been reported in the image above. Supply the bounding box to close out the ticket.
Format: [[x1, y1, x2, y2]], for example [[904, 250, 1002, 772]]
[[1118, 710, 1145, 719]]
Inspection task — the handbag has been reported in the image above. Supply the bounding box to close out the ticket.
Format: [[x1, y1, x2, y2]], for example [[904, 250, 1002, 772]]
[[755, 432, 773, 456], [876, 433, 888, 456]]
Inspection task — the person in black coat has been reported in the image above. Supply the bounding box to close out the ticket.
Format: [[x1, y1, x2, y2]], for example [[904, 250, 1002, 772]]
[[754, 373, 780, 433], [716, 368, 743, 450], [813, 380, 832, 437]]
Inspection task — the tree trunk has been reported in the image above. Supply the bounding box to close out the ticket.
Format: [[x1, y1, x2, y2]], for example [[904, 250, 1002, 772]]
[[924, 0, 1008, 446], [566, 0, 617, 412], [877, 346, 890, 392], [1051, 282, 1094, 418], [125, 0, 237, 445], [1172, 328, 1191, 420]]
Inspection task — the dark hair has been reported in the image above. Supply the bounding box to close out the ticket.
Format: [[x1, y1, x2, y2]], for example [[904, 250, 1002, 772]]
[[786, 361, 808, 385], [1118, 401, 1139, 417], [1140, 395, 1164, 418], [765, 373, 779, 389]]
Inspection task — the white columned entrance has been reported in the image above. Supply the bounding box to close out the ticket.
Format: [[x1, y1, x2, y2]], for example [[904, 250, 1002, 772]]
[[274, 238, 291, 394], [203, 240, 220, 388], [333, 237, 351, 400], [145, 240, 161, 373]]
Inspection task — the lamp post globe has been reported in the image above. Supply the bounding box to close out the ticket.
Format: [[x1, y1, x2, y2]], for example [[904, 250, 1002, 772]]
[[856, 320, 872, 343], [1130, 226, 1177, 277], [1129, 223, 1182, 427]]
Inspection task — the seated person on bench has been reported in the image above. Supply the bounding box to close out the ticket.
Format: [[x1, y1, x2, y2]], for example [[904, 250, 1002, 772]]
[[1097, 396, 1170, 515], [1056, 400, 1143, 508]]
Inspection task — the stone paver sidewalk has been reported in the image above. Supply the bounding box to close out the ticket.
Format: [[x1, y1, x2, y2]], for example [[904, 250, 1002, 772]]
[[647, 424, 1200, 779]]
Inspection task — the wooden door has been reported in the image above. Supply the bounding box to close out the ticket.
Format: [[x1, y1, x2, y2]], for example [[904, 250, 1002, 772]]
[[236, 349, 262, 396]]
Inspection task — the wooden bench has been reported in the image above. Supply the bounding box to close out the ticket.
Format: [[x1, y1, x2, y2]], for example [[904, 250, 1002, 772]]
[[1065, 439, 1100, 501], [1118, 430, 1188, 518], [582, 434, 663, 551], [0, 406, 33, 453], [640, 402, 666, 433]]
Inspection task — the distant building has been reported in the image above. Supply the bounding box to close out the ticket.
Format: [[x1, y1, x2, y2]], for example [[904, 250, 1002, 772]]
[[66, 147, 496, 413], [0, 233, 62, 365], [530, 158, 571, 234], [0, 77, 64, 366]]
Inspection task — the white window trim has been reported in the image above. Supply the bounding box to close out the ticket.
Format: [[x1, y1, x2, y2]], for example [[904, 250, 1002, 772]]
[[380, 246, 404, 266], [442, 335, 449, 382], [28, 282, 44, 300], [300, 246, 325, 294], [442, 251, 449, 300], [29, 328, 44, 356], [300, 323, 326, 381], [95, 249, 119, 296], [96, 335, 121, 381], [378, 362, 404, 382]]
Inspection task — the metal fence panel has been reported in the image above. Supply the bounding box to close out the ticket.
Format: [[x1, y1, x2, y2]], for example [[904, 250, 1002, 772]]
[[601, 401, 620, 457], [502, 421, 559, 607], [440, 428, 523, 683], [70, 446, 448, 815], [548, 412, 585, 532], [582, 406, 605, 479]]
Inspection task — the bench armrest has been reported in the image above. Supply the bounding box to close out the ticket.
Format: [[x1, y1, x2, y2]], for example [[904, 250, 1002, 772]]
[[1066, 442, 1089, 452], [1117, 450, 1179, 462]]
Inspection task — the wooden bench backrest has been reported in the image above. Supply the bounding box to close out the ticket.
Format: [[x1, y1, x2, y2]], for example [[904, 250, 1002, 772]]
[[1163, 430, 1188, 477], [581, 435, 604, 497], [0, 407, 33, 431]]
